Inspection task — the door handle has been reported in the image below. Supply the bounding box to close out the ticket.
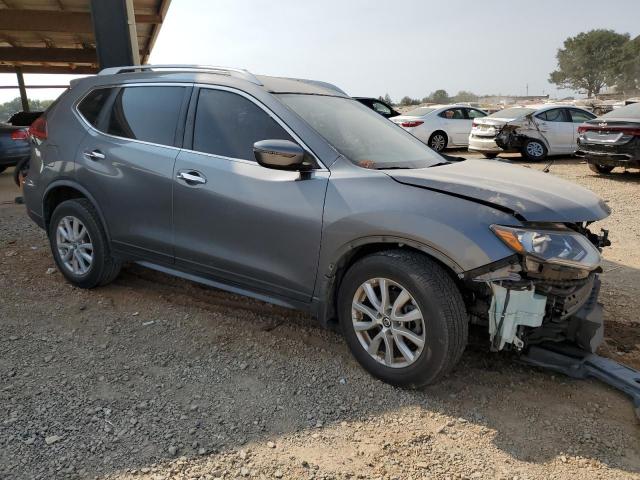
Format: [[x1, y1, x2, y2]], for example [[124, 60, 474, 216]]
[[177, 170, 207, 185], [83, 149, 105, 161]]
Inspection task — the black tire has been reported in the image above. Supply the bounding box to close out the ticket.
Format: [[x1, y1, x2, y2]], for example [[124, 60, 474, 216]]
[[482, 153, 498, 159], [0, 166, 6, 174], [338, 250, 468, 387], [588, 162, 615, 174], [13, 156, 29, 187], [428, 131, 448, 152], [48, 198, 121, 289], [521, 138, 548, 161]]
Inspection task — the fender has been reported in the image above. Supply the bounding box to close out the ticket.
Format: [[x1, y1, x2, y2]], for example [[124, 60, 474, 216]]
[[311, 235, 463, 327], [42, 179, 111, 242]]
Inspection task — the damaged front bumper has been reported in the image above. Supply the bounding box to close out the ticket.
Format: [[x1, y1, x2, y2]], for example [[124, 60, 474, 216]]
[[466, 223, 610, 355]]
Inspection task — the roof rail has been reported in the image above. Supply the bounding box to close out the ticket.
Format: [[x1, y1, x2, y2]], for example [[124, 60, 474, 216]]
[[97, 64, 263, 86]]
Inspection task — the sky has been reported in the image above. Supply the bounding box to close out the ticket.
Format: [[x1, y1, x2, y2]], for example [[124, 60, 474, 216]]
[[1, 0, 639, 104]]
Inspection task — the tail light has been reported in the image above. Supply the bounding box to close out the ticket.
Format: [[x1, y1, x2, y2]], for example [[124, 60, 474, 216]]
[[28, 116, 47, 140], [401, 120, 424, 128], [10, 129, 28, 140], [578, 124, 640, 136], [472, 121, 478, 128]]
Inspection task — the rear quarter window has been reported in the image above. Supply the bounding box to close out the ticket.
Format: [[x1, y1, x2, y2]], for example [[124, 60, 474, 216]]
[[77, 88, 113, 127]]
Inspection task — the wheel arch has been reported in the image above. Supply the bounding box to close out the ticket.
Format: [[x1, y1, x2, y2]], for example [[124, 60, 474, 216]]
[[312, 236, 463, 328], [42, 180, 110, 241]]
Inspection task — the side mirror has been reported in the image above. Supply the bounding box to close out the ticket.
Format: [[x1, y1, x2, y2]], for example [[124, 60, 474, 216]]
[[253, 139, 308, 171]]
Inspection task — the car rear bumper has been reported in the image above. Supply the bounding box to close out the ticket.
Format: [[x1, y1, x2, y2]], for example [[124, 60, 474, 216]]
[[577, 137, 640, 168], [468, 135, 502, 153]]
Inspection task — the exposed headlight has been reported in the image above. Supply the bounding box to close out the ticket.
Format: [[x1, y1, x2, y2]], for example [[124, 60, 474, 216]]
[[490, 225, 601, 270]]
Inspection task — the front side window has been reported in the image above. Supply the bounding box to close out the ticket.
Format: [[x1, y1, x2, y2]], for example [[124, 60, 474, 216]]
[[467, 109, 487, 119], [193, 89, 293, 161], [570, 109, 596, 123], [279, 94, 444, 169], [77, 88, 113, 127], [536, 109, 566, 122], [106, 86, 185, 146]]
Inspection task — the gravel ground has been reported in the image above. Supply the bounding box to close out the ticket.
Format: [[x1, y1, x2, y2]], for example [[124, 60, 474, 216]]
[[1, 157, 639, 480]]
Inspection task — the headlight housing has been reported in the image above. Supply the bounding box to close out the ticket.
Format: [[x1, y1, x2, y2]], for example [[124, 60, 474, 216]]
[[490, 225, 601, 271]]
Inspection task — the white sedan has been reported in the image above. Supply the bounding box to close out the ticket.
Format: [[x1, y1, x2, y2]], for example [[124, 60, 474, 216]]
[[468, 105, 596, 160], [390, 105, 488, 152]]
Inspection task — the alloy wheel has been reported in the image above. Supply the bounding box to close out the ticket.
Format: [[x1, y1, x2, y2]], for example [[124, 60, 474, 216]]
[[430, 134, 446, 151], [56, 216, 94, 275], [351, 278, 426, 368], [526, 141, 545, 158]]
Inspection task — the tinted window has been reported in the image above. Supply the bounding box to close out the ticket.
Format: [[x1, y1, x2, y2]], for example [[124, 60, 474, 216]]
[[193, 89, 293, 161], [467, 109, 486, 119], [106, 86, 185, 146], [439, 108, 466, 120], [536, 109, 566, 122], [372, 102, 391, 115], [569, 109, 596, 123], [78, 88, 112, 127]]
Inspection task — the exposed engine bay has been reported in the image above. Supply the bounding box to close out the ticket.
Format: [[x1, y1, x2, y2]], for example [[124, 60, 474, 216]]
[[465, 222, 611, 354]]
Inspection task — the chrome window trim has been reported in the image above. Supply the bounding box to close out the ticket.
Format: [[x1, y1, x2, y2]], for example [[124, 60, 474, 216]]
[[73, 82, 193, 152], [187, 83, 327, 171], [73, 82, 328, 171]]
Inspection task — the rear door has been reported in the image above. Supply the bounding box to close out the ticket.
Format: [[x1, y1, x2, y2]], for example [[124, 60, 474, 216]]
[[439, 107, 470, 145], [75, 84, 191, 263], [534, 108, 575, 154], [172, 86, 328, 304]]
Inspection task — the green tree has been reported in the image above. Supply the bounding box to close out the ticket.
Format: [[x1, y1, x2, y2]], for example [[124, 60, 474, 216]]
[[0, 97, 55, 122], [399, 96, 420, 106], [549, 29, 629, 97], [383, 93, 393, 105], [614, 35, 640, 92], [430, 89, 450, 104], [452, 90, 477, 103]]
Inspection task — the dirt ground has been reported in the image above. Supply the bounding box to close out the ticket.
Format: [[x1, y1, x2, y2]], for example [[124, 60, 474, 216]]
[[1, 155, 639, 480]]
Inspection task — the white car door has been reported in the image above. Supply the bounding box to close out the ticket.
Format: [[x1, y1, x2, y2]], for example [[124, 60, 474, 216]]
[[534, 108, 575, 154], [438, 107, 470, 145]]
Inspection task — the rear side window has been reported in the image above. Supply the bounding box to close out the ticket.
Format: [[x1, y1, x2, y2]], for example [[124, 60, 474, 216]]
[[106, 86, 185, 146], [77, 88, 112, 127], [467, 109, 486, 119], [193, 89, 293, 161]]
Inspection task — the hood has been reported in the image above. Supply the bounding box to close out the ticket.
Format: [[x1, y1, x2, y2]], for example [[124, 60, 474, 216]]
[[385, 160, 610, 222]]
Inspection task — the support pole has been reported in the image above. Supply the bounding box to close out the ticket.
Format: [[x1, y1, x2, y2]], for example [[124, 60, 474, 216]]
[[15, 67, 29, 112]]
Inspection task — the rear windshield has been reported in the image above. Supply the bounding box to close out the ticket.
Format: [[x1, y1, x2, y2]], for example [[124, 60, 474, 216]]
[[278, 94, 444, 169], [601, 102, 640, 119], [489, 108, 536, 119], [404, 107, 436, 117]]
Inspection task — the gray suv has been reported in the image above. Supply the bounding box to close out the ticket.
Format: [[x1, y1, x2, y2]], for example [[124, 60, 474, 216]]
[[24, 65, 611, 387]]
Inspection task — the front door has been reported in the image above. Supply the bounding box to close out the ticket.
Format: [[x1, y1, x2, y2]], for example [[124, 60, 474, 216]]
[[534, 108, 575, 154], [75, 84, 191, 263], [172, 87, 328, 304]]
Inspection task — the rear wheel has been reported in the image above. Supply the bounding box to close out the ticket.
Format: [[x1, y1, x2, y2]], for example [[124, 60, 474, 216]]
[[428, 131, 448, 152], [521, 138, 548, 161], [49, 199, 121, 288], [0, 166, 6, 174], [588, 163, 615, 174], [338, 250, 468, 387]]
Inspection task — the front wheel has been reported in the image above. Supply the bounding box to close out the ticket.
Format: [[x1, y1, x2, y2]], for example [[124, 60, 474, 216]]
[[338, 250, 468, 387], [521, 138, 548, 161], [588, 162, 615, 174]]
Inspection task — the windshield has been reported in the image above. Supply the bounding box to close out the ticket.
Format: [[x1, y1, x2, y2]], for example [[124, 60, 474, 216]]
[[601, 102, 640, 120], [278, 94, 444, 169], [404, 107, 436, 117], [489, 107, 536, 119]]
